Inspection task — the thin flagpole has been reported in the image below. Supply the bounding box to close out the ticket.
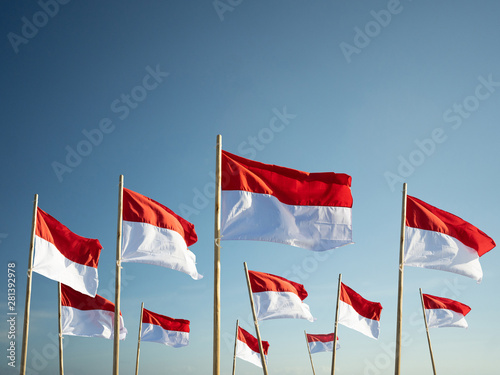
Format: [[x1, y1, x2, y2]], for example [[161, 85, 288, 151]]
[[243, 262, 269, 375], [213, 134, 222, 375], [419, 289, 437, 375], [58, 283, 64, 375], [394, 182, 407, 375], [304, 331, 316, 375], [330, 274, 342, 375], [232, 320, 239, 375], [20, 193, 38, 375], [113, 175, 124, 375], [135, 302, 145, 375]]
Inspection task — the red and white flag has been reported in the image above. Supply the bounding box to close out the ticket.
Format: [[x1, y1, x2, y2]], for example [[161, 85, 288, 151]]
[[306, 333, 340, 354], [121, 188, 202, 280], [235, 326, 269, 368], [140, 309, 190, 348], [33, 208, 102, 297], [61, 284, 127, 340], [423, 293, 471, 329], [405, 195, 496, 282], [221, 151, 353, 251], [338, 283, 382, 339], [248, 270, 315, 322]]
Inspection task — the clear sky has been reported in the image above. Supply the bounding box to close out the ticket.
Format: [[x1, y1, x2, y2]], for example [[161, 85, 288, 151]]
[[1, 1, 499, 374]]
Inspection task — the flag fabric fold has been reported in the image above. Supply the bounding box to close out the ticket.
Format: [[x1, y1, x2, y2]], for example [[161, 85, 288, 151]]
[[33, 208, 102, 297], [140, 308, 190, 348], [338, 283, 382, 339], [61, 284, 127, 340], [235, 326, 269, 368], [423, 293, 471, 329], [221, 151, 353, 251], [306, 333, 340, 353], [405, 195, 496, 282], [248, 270, 315, 322], [121, 188, 202, 280]]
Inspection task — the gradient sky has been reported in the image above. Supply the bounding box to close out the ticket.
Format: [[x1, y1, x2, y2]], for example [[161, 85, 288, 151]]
[[1, 1, 499, 374]]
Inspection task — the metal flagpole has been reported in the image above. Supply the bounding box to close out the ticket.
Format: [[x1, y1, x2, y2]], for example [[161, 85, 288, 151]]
[[113, 175, 124, 375], [330, 274, 342, 375], [419, 289, 437, 375], [304, 331, 316, 375], [213, 134, 222, 375], [135, 302, 145, 375], [232, 320, 239, 375]]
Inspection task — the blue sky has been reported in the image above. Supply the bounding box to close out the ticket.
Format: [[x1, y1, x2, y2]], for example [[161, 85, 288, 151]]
[[1, 1, 499, 374]]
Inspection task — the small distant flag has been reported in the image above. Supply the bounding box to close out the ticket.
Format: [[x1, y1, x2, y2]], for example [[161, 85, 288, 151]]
[[235, 326, 269, 368], [306, 333, 340, 353], [422, 293, 471, 329], [140, 308, 190, 348]]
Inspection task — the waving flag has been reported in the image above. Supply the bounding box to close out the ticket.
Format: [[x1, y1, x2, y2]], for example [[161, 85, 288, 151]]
[[121, 188, 202, 280], [405, 195, 496, 282], [221, 151, 353, 251], [423, 293, 471, 329], [33, 208, 102, 297], [61, 284, 127, 339], [235, 326, 269, 368], [141, 309, 190, 348], [249, 270, 315, 322], [306, 333, 340, 353], [338, 283, 382, 339]]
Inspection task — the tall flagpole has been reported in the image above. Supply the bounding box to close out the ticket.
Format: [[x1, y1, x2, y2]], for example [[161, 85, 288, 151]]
[[330, 274, 342, 375], [232, 320, 239, 375], [394, 183, 407, 375], [304, 331, 316, 375], [419, 289, 437, 375], [213, 134, 222, 375], [58, 283, 64, 375], [113, 175, 124, 375], [20, 193, 38, 375], [135, 302, 144, 375], [243, 262, 269, 375]]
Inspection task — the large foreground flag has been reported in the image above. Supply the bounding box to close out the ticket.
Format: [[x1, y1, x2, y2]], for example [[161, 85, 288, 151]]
[[306, 333, 340, 354], [235, 326, 269, 368], [338, 283, 382, 339], [221, 151, 353, 251], [61, 284, 127, 339], [248, 270, 315, 322], [121, 188, 202, 280], [405, 195, 496, 282], [423, 293, 471, 329], [141, 309, 190, 348], [33, 208, 102, 297]]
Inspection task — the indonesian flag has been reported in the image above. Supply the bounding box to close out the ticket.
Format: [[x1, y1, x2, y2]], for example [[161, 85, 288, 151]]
[[235, 326, 269, 368], [221, 151, 353, 251], [405, 195, 496, 282], [248, 270, 315, 322], [423, 293, 471, 329], [306, 333, 340, 354], [33, 208, 102, 297], [61, 284, 127, 340], [140, 308, 190, 348], [121, 188, 202, 280], [338, 283, 382, 339]]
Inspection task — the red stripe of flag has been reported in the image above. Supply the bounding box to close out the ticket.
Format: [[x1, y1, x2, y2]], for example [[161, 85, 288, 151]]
[[306, 333, 335, 343], [249, 270, 308, 301], [237, 327, 269, 355], [422, 294, 471, 316], [61, 284, 118, 315], [340, 283, 382, 321], [142, 308, 190, 333]]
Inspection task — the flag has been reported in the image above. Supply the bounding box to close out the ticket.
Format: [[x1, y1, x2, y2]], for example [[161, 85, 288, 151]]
[[61, 284, 127, 340], [141, 308, 190, 348], [235, 326, 269, 368], [221, 151, 353, 251], [248, 270, 315, 322], [306, 333, 340, 354], [121, 188, 202, 280], [423, 293, 471, 329], [405, 195, 496, 282], [33, 208, 102, 297], [338, 283, 382, 339]]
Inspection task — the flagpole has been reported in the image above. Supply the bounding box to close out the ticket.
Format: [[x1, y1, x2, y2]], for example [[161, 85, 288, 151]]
[[232, 320, 239, 375], [20, 193, 38, 375], [330, 274, 342, 375], [135, 302, 144, 375], [58, 282, 64, 375], [304, 331, 316, 375], [394, 182, 407, 375], [113, 175, 124, 375], [243, 262, 269, 375], [419, 289, 437, 375], [213, 134, 222, 375]]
